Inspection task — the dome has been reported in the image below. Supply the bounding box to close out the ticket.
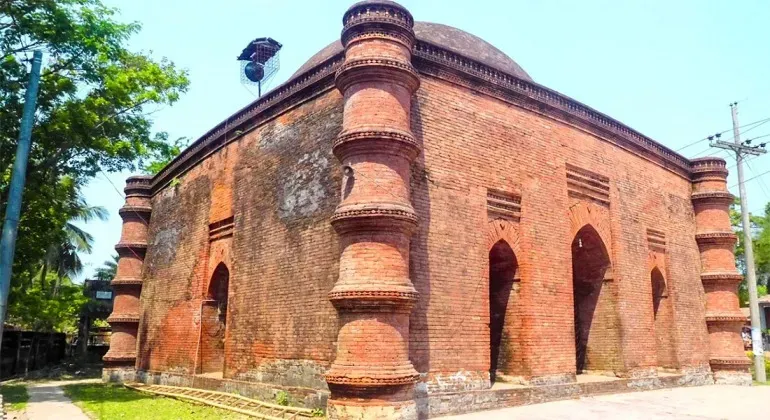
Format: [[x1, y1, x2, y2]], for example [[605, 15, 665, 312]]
[[292, 21, 532, 82]]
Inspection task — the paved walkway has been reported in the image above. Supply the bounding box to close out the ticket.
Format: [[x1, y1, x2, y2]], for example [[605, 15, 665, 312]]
[[441, 385, 770, 419], [21, 379, 98, 420]]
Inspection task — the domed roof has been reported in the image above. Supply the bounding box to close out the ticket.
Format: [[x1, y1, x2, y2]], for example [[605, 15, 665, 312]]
[[292, 21, 532, 82]]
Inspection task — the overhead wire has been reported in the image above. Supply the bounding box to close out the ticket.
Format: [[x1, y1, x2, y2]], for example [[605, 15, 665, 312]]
[[676, 116, 770, 153]]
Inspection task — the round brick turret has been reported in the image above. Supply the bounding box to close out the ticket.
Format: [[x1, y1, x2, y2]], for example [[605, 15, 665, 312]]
[[103, 175, 152, 373], [690, 157, 751, 384], [326, 1, 421, 418]]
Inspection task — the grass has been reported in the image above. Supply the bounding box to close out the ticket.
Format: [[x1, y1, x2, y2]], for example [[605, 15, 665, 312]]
[[1, 383, 30, 411], [63, 383, 251, 419]]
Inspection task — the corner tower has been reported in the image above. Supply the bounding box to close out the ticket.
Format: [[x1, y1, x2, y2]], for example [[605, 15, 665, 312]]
[[690, 157, 751, 384], [326, 1, 421, 418], [103, 175, 152, 379]]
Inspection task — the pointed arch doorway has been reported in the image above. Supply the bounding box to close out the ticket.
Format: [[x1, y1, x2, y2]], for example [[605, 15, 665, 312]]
[[651, 267, 677, 368], [571, 225, 622, 374], [200, 263, 229, 375], [489, 239, 518, 383]]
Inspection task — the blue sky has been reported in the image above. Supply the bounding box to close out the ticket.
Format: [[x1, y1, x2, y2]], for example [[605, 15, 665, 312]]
[[75, 0, 770, 280]]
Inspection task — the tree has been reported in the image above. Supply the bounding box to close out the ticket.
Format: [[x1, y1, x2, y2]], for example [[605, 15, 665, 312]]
[[93, 255, 118, 282], [731, 199, 770, 306], [1, 0, 189, 332], [39, 184, 108, 292], [141, 134, 189, 175]]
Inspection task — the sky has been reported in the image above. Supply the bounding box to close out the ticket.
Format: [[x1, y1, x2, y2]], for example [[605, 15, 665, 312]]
[[75, 0, 770, 280]]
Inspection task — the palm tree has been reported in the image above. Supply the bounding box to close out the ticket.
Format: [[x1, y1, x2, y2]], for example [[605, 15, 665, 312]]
[[94, 255, 119, 281], [39, 195, 108, 294]]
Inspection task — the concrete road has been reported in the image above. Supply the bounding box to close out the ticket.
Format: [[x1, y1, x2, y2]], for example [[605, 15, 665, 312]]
[[440, 385, 769, 419]]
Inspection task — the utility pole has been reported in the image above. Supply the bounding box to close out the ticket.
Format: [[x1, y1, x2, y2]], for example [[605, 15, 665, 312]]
[[711, 101, 767, 382], [0, 51, 43, 353]]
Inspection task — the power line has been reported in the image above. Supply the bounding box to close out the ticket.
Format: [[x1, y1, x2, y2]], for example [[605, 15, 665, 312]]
[[729, 167, 770, 190], [746, 160, 770, 199], [676, 116, 770, 152]]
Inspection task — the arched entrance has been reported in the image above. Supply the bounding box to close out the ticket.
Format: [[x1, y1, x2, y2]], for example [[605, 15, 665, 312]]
[[651, 267, 677, 368], [489, 239, 518, 383], [200, 263, 229, 375], [571, 225, 621, 374]]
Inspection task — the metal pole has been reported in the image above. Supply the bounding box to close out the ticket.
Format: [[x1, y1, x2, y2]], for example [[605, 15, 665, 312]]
[[0, 50, 44, 355], [731, 102, 767, 382]]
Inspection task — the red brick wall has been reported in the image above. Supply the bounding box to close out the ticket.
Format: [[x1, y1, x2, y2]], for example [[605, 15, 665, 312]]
[[409, 75, 709, 388], [137, 70, 712, 392], [137, 90, 343, 388]]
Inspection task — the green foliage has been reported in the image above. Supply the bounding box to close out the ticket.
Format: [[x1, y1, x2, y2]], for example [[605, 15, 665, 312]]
[[747, 351, 770, 384], [7, 274, 87, 333], [142, 134, 189, 175], [275, 390, 289, 406], [93, 255, 118, 282], [64, 383, 249, 419], [0, 0, 189, 331], [0, 384, 30, 411], [311, 408, 325, 417]]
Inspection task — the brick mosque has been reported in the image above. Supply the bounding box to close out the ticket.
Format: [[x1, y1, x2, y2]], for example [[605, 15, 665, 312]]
[[103, 1, 751, 418]]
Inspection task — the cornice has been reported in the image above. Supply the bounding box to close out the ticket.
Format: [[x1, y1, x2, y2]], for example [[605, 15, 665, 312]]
[[148, 38, 703, 193], [412, 40, 694, 180]]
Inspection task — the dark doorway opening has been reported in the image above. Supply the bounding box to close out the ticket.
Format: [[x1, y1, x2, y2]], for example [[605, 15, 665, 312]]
[[651, 267, 677, 368], [489, 240, 518, 383], [571, 225, 620, 374], [200, 263, 229, 375]]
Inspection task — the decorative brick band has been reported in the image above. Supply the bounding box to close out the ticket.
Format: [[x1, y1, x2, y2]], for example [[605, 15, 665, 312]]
[[114, 242, 148, 257], [335, 58, 420, 92], [343, 30, 413, 50], [691, 157, 729, 179], [694, 231, 738, 245], [333, 129, 420, 160], [342, 1, 414, 37], [700, 272, 743, 284], [709, 357, 752, 368], [328, 289, 419, 306], [106, 315, 140, 324], [691, 191, 734, 205], [331, 206, 419, 234], [124, 175, 153, 197], [110, 277, 144, 286], [102, 354, 137, 363], [326, 372, 420, 386], [118, 206, 152, 218], [705, 313, 748, 323]]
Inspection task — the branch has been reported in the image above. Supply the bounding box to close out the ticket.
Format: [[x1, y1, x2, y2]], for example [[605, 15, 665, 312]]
[[91, 98, 151, 132]]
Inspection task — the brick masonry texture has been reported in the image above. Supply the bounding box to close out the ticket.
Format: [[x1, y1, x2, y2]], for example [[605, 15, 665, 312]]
[[112, 0, 751, 417]]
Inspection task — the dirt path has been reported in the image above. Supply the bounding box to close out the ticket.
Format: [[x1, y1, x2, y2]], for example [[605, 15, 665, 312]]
[[20, 379, 99, 420]]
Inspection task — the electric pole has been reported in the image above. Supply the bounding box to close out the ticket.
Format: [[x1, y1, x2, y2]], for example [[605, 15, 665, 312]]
[[711, 101, 767, 382], [0, 51, 43, 353]]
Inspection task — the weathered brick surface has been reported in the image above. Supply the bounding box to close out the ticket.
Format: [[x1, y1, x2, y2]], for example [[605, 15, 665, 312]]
[[136, 91, 343, 387], [121, 1, 751, 416], [407, 75, 711, 387]]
